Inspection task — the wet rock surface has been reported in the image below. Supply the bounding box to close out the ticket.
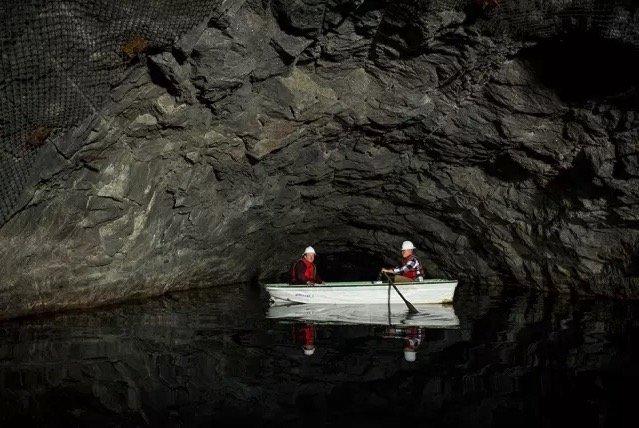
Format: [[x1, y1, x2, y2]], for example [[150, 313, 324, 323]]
[[0, 284, 637, 426], [1, 0, 639, 318]]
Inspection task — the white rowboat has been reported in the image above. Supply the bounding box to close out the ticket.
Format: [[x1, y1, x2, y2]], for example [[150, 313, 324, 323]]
[[267, 303, 459, 327], [264, 279, 457, 305]]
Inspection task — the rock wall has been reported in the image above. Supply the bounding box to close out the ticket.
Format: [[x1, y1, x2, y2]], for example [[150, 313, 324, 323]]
[[1, 0, 638, 318]]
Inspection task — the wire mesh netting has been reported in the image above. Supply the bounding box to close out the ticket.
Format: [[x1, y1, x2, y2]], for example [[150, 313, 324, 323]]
[[0, 0, 220, 224], [1, 0, 637, 226], [479, 0, 639, 43]]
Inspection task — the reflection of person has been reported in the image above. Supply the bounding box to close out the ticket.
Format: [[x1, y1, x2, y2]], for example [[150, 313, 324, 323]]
[[293, 322, 316, 356], [403, 326, 424, 362], [381, 241, 423, 282], [303, 344, 315, 356], [385, 326, 424, 362], [291, 246, 323, 285]]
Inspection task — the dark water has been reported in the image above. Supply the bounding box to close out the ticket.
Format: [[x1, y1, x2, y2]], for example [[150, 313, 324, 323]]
[[1, 284, 637, 427]]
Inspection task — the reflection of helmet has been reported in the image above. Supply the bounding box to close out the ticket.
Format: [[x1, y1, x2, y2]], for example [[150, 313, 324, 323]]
[[401, 241, 416, 251], [404, 349, 416, 362], [303, 345, 316, 356]]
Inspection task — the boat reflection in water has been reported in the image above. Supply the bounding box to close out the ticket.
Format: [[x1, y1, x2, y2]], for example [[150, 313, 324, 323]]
[[2, 284, 638, 426], [269, 303, 459, 361]]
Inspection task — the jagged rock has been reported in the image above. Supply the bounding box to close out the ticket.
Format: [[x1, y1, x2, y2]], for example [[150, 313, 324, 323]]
[[0, 0, 638, 318], [148, 53, 197, 103]]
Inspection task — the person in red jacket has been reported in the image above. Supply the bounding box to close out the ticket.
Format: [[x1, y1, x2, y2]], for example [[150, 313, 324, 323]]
[[291, 246, 323, 285], [293, 322, 316, 356]]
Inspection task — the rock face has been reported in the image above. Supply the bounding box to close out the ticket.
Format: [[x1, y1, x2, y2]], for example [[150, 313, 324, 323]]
[[1, 0, 639, 317]]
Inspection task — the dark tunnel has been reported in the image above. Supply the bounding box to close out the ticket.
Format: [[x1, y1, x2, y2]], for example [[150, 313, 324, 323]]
[[274, 248, 396, 283], [521, 34, 639, 107], [316, 250, 393, 282]]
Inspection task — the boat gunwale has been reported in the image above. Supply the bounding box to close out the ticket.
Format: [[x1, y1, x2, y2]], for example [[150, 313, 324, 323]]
[[264, 279, 457, 289]]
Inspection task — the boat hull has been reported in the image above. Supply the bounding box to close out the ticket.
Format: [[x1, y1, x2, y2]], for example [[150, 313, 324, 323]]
[[264, 279, 457, 305], [268, 303, 459, 327]]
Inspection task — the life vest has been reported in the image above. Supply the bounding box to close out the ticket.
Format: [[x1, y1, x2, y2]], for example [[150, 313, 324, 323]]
[[401, 255, 422, 280], [289, 258, 318, 284], [301, 258, 316, 282], [293, 323, 315, 346], [405, 326, 424, 348]]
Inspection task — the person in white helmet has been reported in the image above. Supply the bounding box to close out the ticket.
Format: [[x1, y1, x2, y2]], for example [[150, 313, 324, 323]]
[[384, 326, 423, 362], [404, 346, 417, 362], [290, 246, 323, 285], [381, 240, 424, 282], [403, 327, 423, 362]]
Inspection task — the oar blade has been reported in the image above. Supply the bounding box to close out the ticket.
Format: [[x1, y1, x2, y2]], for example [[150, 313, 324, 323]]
[[406, 302, 419, 314], [383, 272, 419, 314]]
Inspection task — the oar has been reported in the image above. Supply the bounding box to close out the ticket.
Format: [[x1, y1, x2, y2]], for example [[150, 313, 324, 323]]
[[386, 273, 392, 325], [383, 272, 419, 315]]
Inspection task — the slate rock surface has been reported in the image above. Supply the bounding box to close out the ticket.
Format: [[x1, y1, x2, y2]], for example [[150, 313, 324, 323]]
[[1, 0, 638, 318]]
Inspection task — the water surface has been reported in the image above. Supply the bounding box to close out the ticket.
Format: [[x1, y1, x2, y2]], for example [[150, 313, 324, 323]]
[[1, 283, 637, 427]]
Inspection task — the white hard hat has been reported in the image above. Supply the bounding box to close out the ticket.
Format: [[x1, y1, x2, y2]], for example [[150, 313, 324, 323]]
[[404, 349, 416, 362], [304, 246, 316, 255], [303, 346, 316, 356], [401, 241, 416, 251]]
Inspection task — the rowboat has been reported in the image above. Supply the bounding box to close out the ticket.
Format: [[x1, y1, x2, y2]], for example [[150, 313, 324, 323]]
[[264, 279, 457, 305], [267, 303, 459, 327]]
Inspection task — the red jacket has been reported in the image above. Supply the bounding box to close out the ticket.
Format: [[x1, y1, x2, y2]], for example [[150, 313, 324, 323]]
[[292, 258, 322, 284], [293, 323, 315, 346]]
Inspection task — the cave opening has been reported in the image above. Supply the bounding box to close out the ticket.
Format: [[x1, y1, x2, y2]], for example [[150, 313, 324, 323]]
[[521, 34, 639, 107], [274, 249, 391, 283], [316, 250, 391, 282]]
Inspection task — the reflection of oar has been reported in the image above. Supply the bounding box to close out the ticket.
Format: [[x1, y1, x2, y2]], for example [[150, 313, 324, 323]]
[[386, 274, 392, 325], [379, 272, 391, 324], [383, 272, 418, 315]]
